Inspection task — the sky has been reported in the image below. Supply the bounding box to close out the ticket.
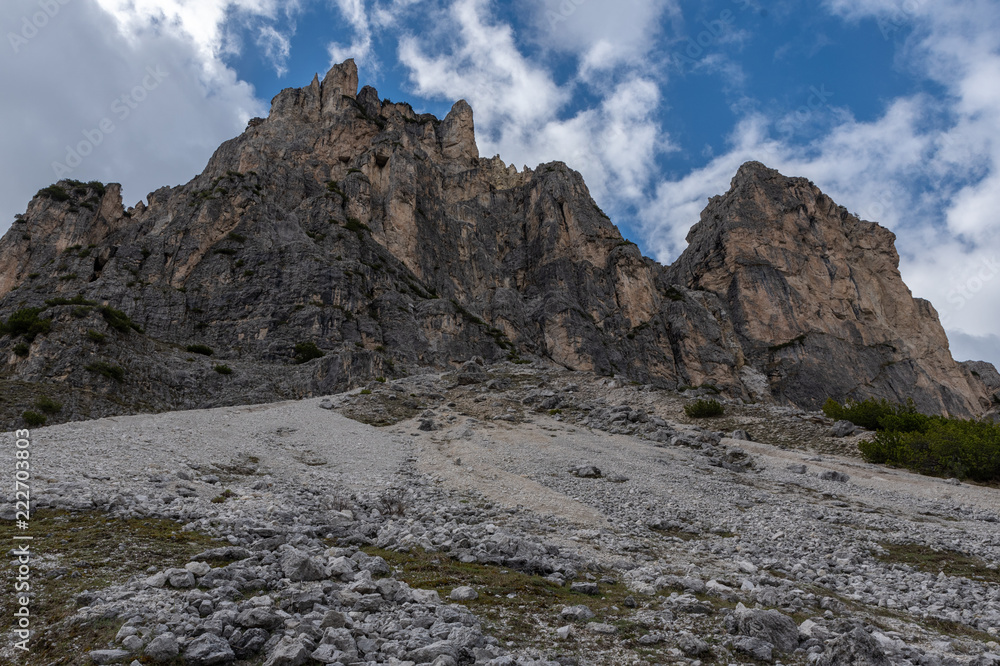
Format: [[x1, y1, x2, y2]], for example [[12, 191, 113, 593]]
[[2, 0, 998, 367]]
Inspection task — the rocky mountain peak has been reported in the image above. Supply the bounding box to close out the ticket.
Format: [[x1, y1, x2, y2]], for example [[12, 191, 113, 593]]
[[0, 62, 996, 426]]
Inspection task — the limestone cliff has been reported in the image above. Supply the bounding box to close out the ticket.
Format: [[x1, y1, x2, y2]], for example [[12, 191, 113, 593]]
[[0, 61, 994, 425]]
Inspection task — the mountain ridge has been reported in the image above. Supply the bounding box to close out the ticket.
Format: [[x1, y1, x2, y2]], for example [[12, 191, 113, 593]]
[[1, 59, 997, 428]]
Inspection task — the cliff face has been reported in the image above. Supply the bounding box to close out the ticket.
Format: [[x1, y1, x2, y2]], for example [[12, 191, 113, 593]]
[[668, 162, 990, 415], [0, 60, 995, 425]]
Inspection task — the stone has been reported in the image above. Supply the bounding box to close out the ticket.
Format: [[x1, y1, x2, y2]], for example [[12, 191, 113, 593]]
[[816, 626, 891, 665], [731, 635, 774, 661], [787, 464, 808, 474], [185, 561, 212, 576], [570, 466, 602, 479], [830, 420, 857, 437], [279, 547, 326, 581], [183, 633, 235, 665], [407, 640, 458, 663], [449, 586, 478, 601], [820, 470, 850, 483], [236, 607, 283, 630], [569, 582, 599, 595], [726, 605, 799, 652], [560, 605, 595, 621], [677, 631, 710, 656], [230, 628, 270, 659], [262, 636, 311, 666], [144, 633, 180, 661]]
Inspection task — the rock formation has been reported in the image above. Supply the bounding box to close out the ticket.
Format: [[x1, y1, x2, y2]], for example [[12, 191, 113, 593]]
[[0, 59, 996, 426]]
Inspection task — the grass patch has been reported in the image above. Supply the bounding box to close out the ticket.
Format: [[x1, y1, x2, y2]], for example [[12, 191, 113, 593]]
[[362, 547, 661, 655], [875, 542, 1000, 584], [186, 344, 214, 356], [211, 489, 236, 504], [0, 510, 218, 665], [684, 399, 724, 418]]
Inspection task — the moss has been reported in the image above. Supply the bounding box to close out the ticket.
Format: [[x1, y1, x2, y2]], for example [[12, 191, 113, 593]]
[[684, 399, 724, 418]]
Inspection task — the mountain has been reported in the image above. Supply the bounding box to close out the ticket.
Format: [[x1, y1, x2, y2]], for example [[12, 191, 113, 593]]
[[1, 59, 996, 427]]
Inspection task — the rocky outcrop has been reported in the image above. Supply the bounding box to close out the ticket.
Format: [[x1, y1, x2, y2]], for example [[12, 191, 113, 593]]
[[668, 161, 990, 415], [0, 61, 995, 426]]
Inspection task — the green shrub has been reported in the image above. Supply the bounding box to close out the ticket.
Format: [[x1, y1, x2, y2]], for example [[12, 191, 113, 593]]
[[22, 411, 46, 427], [360, 389, 372, 395], [375, 376, 386, 383], [99, 305, 142, 333], [13, 342, 30, 357], [86, 329, 106, 343], [35, 396, 63, 414], [214, 364, 233, 375], [36, 185, 71, 202], [227, 232, 247, 243], [45, 294, 96, 307], [85, 361, 125, 382], [186, 344, 214, 356], [293, 341, 325, 364], [859, 419, 1000, 482], [1, 307, 52, 341], [684, 399, 724, 418], [822, 397, 928, 432]]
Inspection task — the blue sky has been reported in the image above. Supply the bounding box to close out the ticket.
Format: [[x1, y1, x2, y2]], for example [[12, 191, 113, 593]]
[[2, 0, 999, 367]]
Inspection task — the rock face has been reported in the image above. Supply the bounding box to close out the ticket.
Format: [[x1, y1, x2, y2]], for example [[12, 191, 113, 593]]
[[0, 60, 995, 425]]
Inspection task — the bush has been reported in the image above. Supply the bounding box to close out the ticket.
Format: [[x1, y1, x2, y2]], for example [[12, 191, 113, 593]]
[[684, 399, 724, 418], [22, 411, 46, 427], [293, 341, 325, 364], [34, 396, 62, 415], [214, 364, 233, 375], [822, 397, 929, 432], [85, 361, 125, 382], [45, 295, 96, 307], [86, 329, 106, 343], [13, 342, 30, 357], [36, 185, 71, 202], [186, 344, 214, 356], [99, 306, 142, 333], [859, 418, 1000, 482], [1, 307, 52, 341]]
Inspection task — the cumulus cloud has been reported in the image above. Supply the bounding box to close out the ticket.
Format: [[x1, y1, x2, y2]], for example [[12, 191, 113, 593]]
[[328, 0, 374, 69], [398, 0, 672, 210], [0, 0, 273, 233]]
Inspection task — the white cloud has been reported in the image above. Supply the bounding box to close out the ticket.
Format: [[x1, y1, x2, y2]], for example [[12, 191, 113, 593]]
[[525, 0, 679, 76], [398, 0, 671, 210], [328, 0, 374, 69], [0, 0, 269, 232], [257, 25, 293, 77]]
